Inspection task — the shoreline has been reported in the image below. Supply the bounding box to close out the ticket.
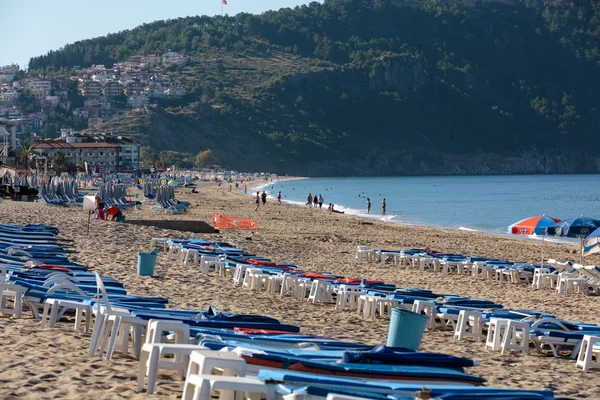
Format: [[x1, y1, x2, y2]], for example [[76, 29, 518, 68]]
[[248, 176, 580, 248]]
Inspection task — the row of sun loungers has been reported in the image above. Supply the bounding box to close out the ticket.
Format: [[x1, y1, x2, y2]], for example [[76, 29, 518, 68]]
[[357, 247, 600, 296], [40, 194, 85, 206], [164, 239, 600, 375], [0, 225, 560, 399]]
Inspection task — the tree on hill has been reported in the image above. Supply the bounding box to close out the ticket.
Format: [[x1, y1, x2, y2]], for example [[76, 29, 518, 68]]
[[140, 146, 156, 168], [158, 151, 168, 170], [19, 0, 600, 175], [195, 149, 217, 169], [18, 140, 34, 170]]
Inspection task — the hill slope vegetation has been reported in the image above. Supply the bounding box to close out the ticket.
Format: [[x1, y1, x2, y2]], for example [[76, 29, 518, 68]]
[[29, 0, 600, 175]]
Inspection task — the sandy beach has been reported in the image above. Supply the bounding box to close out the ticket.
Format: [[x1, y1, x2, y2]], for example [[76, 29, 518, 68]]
[[1, 180, 599, 399]]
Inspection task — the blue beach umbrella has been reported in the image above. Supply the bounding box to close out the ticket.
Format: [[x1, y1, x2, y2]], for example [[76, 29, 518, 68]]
[[548, 216, 600, 261], [547, 216, 600, 238]]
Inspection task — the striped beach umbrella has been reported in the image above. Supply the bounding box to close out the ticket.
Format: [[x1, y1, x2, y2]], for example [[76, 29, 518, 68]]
[[508, 215, 561, 236], [509, 215, 561, 267]]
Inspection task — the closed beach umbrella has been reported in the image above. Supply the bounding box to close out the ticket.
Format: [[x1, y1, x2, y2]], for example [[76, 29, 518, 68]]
[[547, 216, 600, 238], [583, 228, 600, 256], [509, 215, 561, 236]]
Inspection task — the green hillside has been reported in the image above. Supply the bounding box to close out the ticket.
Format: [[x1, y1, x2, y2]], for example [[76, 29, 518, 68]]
[[28, 0, 600, 175]]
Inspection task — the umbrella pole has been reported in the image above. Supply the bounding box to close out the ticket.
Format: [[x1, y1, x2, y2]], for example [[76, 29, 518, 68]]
[[541, 234, 545, 267], [580, 237, 583, 264], [87, 211, 91, 237]]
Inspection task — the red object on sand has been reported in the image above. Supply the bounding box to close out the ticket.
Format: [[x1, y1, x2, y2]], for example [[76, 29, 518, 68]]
[[212, 214, 258, 231]]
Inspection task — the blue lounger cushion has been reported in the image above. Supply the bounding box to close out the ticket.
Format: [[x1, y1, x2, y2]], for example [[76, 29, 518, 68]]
[[131, 311, 300, 333], [259, 370, 554, 399]]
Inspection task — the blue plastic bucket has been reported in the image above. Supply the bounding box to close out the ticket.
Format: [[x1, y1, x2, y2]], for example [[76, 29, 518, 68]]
[[386, 308, 429, 350], [137, 251, 158, 276]]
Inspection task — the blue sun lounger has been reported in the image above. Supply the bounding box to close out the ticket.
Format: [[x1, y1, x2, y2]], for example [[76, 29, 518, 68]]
[[260, 370, 555, 399]]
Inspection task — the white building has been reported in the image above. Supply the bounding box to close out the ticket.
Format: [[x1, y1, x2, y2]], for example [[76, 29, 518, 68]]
[[8, 108, 23, 119], [162, 51, 190, 67], [166, 87, 187, 98], [147, 85, 166, 98], [118, 142, 140, 168], [0, 73, 14, 83], [1, 64, 19, 74], [27, 79, 52, 91], [127, 95, 149, 108], [0, 90, 19, 103], [44, 95, 61, 108]]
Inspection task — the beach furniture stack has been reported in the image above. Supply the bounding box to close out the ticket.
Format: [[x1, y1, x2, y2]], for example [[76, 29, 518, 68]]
[[0, 225, 571, 398], [160, 238, 600, 375]]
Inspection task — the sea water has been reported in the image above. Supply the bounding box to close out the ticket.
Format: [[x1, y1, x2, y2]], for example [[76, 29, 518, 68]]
[[251, 175, 600, 236]]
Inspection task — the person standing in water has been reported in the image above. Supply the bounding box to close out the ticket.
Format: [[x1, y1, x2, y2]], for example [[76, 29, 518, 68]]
[[367, 198, 371, 214], [382, 198, 386, 215], [318, 194, 324, 209], [307, 193, 313, 208]]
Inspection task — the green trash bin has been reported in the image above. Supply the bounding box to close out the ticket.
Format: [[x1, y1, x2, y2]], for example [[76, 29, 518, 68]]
[[386, 308, 429, 350], [137, 250, 158, 276]]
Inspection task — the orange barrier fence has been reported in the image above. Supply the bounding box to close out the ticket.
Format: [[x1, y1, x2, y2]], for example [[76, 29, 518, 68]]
[[212, 214, 258, 231]]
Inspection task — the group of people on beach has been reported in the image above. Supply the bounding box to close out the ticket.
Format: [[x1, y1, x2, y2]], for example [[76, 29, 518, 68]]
[[305, 193, 344, 214], [306, 193, 324, 209], [254, 190, 284, 211], [365, 197, 386, 215], [250, 188, 386, 216], [93, 193, 125, 222]]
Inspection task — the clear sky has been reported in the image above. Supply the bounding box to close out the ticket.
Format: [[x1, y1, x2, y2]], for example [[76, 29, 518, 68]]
[[1, 0, 322, 69]]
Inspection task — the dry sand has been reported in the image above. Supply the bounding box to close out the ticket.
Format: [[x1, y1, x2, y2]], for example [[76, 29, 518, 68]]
[[1, 179, 600, 399]]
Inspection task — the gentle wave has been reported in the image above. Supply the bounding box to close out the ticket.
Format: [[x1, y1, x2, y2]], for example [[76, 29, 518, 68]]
[[250, 177, 308, 193]]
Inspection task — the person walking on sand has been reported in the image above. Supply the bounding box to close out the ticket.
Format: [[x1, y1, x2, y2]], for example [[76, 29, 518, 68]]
[[318, 194, 324, 209], [382, 198, 386, 215], [307, 193, 313, 208], [313, 194, 319, 208], [254, 191, 260, 211], [261, 191, 267, 206], [367, 198, 371, 214], [277, 191, 282, 205]]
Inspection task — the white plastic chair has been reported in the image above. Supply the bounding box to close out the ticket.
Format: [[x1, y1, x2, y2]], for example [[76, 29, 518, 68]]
[[0, 283, 26, 319], [485, 318, 510, 351], [182, 350, 248, 400], [280, 273, 298, 297], [307, 280, 331, 303], [453, 310, 483, 341], [576, 335, 600, 371], [89, 272, 146, 361], [137, 320, 192, 394], [500, 320, 530, 355], [412, 300, 436, 330]]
